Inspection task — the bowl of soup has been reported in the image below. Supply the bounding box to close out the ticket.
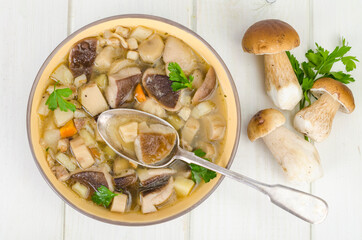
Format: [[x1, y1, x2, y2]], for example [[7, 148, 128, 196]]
[[27, 14, 241, 225]]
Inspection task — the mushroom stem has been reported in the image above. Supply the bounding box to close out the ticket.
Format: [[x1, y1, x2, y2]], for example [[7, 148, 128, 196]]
[[264, 52, 302, 110], [262, 126, 322, 183], [294, 93, 340, 142]]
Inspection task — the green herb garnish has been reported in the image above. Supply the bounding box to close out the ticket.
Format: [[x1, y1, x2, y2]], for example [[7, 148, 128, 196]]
[[46, 83, 76, 112], [45, 147, 49, 152], [287, 38, 358, 109], [190, 149, 217, 184], [91, 186, 118, 208], [168, 62, 194, 91]]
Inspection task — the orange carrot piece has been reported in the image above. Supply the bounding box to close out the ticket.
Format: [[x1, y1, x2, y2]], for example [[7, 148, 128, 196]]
[[60, 120, 77, 138], [89, 147, 101, 158], [134, 84, 146, 102]]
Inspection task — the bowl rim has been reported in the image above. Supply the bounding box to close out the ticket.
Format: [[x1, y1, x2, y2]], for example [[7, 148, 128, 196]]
[[27, 14, 241, 226]]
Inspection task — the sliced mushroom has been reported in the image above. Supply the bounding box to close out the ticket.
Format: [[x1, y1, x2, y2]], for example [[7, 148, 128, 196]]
[[142, 68, 181, 111], [137, 168, 176, 187], [105, 67, 142, 108], [110, 193, 128, 213], [196, 141, 217, 161], [53, 165, 70, 181], [203, 114, 226, 141], [192, 67, 217, 104], [140, 177, 175, 214], [134, 123, 177, 165], [191, 69, 204, 89], [134, 98, 167, 118], [163, 36, 197, 75], [108, 59, 136, 75], [70, 167, 114, 192], [69, 37, 97, 79], [114, 169, 137, 190], [94, 46, 121, 71], [138, 34, 165, 63]]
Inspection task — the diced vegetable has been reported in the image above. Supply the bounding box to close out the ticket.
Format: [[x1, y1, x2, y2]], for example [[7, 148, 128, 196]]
[[167, 115, 185, 130], [53, 165, 70, 181], [95, 74, 108, 91], [74, 109, 88, 118], [60, 120, 77, 138], [50, 64, 74, 86], [127, 38, 138, 50], [129, 26, 153, 41], [178, 107, 191, 121], [135, 98, 166, 118], [70, 137, 95, 169], [191, 101, 215, 119], [134, 84, 146, 102], [43, 129, 61, 150], [38, 94, 50, 116], [113, 158, 130, 175], [57, 138, 69, 152], [79, 129, 96, 147], [174, 176, 195, 197], [109, 59, 135, 75], [118, 122, 138, 143], [79, 83, 109, 116], [55, 152, 77, 172], [115, 26, 130, 38], [127, 51, 139, 61], [74, 74, 87, 88], [54, 108, 74, 127], [94, 46, 118, 71], [204, 114, 226, 141], [104, 145, 116, 159], [72, 182, 90, 199], [181, 118, 200, 148], [110, 193, 128, 213]]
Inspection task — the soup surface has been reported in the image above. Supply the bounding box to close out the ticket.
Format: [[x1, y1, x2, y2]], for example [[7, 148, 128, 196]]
[[38, 25, 227, 214]]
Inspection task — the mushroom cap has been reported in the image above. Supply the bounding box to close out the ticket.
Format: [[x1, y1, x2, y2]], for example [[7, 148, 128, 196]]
[[311, 78, 355, 113], [242, 19, 300, 55], [247, 108, 286, 141]]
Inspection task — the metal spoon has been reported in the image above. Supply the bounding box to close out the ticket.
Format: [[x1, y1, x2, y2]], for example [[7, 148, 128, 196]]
[[97, 109, 328, 224]]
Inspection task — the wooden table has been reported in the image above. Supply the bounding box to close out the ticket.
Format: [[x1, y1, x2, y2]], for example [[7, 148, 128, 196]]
[[1, 0, 361, 239]]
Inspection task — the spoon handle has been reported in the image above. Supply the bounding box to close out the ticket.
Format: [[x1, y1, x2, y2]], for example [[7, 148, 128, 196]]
[[175, 148, 328, 224]]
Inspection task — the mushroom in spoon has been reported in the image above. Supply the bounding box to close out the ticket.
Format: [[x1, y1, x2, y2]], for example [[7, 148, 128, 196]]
[[248, 108, 323, 183], [242, 19, 302, 110], [97, 108, 328, 224], [294, 78, 355, 142]]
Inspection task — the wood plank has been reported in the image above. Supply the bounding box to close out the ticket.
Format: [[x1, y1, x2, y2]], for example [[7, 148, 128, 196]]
[[0, 1, 68, 239], [191, 0, 311, 239], [311, 0, 362, 239], [64, 1, 192, 239]]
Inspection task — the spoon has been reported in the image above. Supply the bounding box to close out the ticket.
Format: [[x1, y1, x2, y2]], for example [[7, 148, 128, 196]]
[[97, 109, 328, 224]]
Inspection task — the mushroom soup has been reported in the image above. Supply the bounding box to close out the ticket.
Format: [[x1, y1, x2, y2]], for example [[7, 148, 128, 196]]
[[37, 25, 227, 214]]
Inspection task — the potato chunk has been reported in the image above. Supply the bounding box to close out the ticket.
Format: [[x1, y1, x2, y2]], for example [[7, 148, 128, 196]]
[[55, 153, 77, 172], [118, 122, 138, 143], [54, 108, 74, 127], [79, 83, 109, 116], [72, 182, 89, 199], [50, 64, 74, 86], [174, 176, 195, 197], [181, 118, 200, 149], [110, 193, 128, 213]]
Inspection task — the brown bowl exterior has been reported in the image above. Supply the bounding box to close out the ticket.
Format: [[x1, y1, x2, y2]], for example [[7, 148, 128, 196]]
[[27, 15, 241, 226]]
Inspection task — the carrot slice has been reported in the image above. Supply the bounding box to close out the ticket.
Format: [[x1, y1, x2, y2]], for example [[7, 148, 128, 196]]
[[134, 84, 146, 102], [60, 120, 77, 138]]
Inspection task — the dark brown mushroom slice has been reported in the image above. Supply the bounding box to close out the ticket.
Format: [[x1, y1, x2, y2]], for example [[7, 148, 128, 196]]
[[68, 37, 97, 79], [114, 169, 137, 190], [192, 67, 217, 104], [137, 168, 176, 187], [70, 169, 114, 192], [142, 68, 181, 111], [105, 67, 142, 108]]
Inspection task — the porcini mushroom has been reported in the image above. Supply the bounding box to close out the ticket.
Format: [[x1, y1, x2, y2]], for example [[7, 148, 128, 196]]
[[248, 109, 322, 183], [294, 78, 355, 142], [242, 19, 302, 110]]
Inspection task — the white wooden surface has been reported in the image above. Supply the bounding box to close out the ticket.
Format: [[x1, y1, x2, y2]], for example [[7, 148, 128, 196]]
[[0, 0, 361, 239]]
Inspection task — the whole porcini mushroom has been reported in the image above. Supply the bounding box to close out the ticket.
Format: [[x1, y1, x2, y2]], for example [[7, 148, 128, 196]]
[[248, 109, 322, 183], [294, 78, 355, 142], [242, 19, 302, 110]]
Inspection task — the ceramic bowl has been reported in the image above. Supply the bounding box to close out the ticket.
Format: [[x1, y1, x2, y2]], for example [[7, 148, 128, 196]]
[[27, 14, 241, 225]]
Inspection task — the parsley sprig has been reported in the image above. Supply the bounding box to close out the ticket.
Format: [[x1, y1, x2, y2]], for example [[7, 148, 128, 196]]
[[287, 38, 358, 109], [45, 82, 76, 112], [190, 149, 217, 184], [168, 62, 194, 91], [91, 186, 118, 208]]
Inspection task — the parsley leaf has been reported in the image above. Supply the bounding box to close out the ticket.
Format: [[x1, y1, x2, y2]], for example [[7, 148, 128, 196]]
[[168, 62, 194, 91], [91, 186, 118, 208], [45, 83, 76, 112], [190, 149, 217, 184]]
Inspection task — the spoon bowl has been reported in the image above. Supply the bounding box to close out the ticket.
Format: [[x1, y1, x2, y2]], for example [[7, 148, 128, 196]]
[[97, 108, 328, 224]]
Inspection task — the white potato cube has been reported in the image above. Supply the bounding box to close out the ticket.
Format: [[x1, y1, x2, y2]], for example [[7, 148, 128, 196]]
[[72, 182, 89, 199], [174, 176, 195, 197], [115, 26, 130, 38], [110, 193, 128, 213], [54, 108, 74, 127], [74, 74, 87, 88], [129, 26, 153, 41], [43, 129, 61, 150], [127, 51, 139, 61], [191, 101, 215, 119], [119, 122, 138, 143], [127, 38, 138, 50], [178, 107, 191, 121], [38, 94, 50, 116], [50, 64, 74, 86]]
